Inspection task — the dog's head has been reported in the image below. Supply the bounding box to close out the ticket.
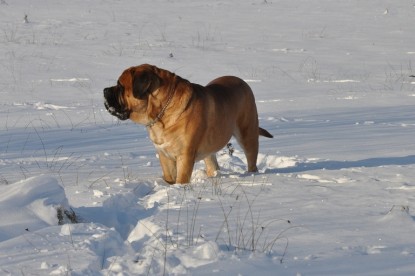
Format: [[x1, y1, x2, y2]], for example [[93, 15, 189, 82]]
[[103, 64, 163, 122]]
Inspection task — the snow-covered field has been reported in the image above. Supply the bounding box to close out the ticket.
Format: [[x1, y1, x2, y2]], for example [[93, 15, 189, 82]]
[[1, 0, 415, 275]]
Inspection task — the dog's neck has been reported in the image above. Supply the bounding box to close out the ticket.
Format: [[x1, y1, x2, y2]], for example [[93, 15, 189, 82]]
[[145, 88, 175, 128]]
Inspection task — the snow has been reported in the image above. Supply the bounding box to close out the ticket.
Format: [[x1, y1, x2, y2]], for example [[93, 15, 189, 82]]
[[1, 0, 415, 275]]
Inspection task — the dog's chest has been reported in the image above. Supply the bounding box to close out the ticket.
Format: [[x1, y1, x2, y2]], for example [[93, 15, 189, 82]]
[[149, 130, 177, 159], [153, 141, 174, 158]]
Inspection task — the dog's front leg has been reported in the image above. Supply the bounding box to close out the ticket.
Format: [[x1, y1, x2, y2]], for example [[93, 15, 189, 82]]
[[175, 154, 196, 184], [158, 151, 177, 184]]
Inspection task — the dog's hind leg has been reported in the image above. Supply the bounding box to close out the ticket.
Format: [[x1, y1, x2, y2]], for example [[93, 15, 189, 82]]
[[233, 127, 259, 172], [240, 138, 259, 172], [204, 154, 220, 177]]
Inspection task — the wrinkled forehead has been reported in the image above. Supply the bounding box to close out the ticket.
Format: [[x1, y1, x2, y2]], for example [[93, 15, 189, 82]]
[[118, 68, 134, 86]]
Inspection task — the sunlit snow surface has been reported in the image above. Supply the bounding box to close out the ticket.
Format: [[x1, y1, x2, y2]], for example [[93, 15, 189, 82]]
[[0, 0, 415, 275]]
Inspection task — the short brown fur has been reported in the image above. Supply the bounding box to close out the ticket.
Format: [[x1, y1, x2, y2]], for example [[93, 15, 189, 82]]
[[104, 64, 272, 184]]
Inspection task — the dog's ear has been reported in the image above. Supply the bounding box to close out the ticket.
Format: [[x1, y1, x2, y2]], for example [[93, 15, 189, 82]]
[[132, 69, 162, 99]]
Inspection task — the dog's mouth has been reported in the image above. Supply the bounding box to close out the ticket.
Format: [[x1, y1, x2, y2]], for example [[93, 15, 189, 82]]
[[104, 100, 130, 121], [103, 87, 130, 121]]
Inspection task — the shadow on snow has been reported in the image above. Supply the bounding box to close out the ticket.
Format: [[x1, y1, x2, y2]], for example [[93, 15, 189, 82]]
[[268, 155, 415, 174]]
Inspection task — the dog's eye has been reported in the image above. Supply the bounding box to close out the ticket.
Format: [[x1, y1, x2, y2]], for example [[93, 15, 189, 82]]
[[117, 81, 124, 93]]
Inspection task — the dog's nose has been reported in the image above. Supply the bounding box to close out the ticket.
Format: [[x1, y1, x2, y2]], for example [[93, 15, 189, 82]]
[[103, 87, 111, 97]]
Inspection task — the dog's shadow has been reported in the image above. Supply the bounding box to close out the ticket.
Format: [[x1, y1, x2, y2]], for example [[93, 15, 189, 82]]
[[264, 155, 415, 174]]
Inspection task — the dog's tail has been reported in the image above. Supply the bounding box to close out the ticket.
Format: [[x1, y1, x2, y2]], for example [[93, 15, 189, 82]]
[[259, 127, 273, 138]]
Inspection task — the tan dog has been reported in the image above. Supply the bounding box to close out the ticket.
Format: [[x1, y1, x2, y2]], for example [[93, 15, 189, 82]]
[[104, 64, 273, 184]]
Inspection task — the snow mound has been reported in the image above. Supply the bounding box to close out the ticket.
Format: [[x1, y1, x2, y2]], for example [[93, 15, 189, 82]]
[[176, 241, 219, 268], [216, 150, 300, 175], [0, 223, 129, 275], [257, 153, 299, 172], [0, 176, 131, 275], [379, 205, 415, 225], [0, 175, 70, 242]]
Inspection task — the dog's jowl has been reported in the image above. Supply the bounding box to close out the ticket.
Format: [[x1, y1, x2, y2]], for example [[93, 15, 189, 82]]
[[104, 64, 273, 184]]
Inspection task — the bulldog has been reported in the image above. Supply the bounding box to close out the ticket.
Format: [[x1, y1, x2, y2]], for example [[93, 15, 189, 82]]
[[104, 64, 272, 184]]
